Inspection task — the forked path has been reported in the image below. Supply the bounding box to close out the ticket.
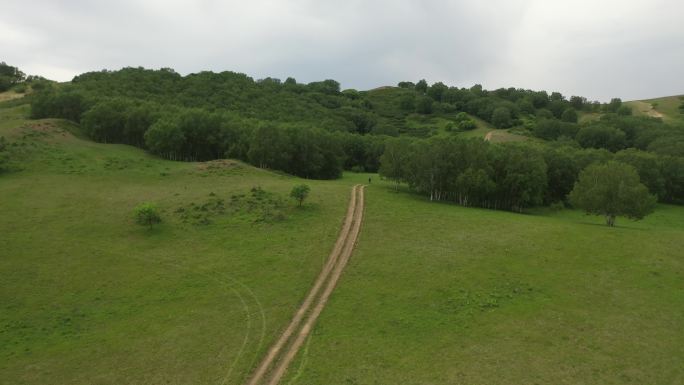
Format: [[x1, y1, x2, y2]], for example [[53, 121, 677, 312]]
[[246, 185, 366, 385]]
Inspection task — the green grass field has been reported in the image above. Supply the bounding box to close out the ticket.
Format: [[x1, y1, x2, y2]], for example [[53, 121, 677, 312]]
[[2, 99, 684, 384], [285, 181, 684, 384], [0, 102, 368, 384]]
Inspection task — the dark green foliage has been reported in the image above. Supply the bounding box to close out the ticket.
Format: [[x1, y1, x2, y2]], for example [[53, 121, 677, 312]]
[[569, 161, 656, 226], [290, 184, 311, 207], [576, 124, 626, 152], [0, 62, 25, 92], [561, 108, 578, 123], [533, 119, 578, 140], [0, 136, 9, 172], [380, 138, 547, 211], [134, 203, 161, 228], [399, 94, 415, 111], [415, 79, 428, 94], [617, 105, 633, 116], [606, 98, 622, 112], [570, 96, 587, 110], [81, 98, 143, 144], [536, 109, 554, 120], [415, 96, 433, 114], [31, 87, 89, 122], [455, 112, 477, 131], [659, 156, 684, 203], [427, 82, 448, 101], [615, 149, 665, 199], [25, 66, 683, 189], [517, 98, 535, 115], [491, 107, 512, 128], [543, 147, 580, 204]]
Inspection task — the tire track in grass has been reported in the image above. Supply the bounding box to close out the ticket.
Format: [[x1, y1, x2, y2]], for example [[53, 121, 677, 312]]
[[246, 185, 365, 385]]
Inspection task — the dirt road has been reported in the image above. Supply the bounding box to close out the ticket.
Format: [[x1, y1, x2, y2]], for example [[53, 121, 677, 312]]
[[246, 185, 366, 385]]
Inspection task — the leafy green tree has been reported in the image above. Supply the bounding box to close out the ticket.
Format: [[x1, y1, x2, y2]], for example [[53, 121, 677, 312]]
[[617, 105, 633, 116], [0, 62, 25, 91], [144, 117, 186, 160], [543, 148, 579, 204], [606, 98, 622, 112], [415, 96, 433, 114], [379, 137, 411, 189], [548, 100, 567, 118], [134, 203, 162, 229], [561, 108, 578, 123], [81, 99, 131, 143], [568, 161, 656, 226], [491, 107, 512, 128], [570, 96, 587, 110], [517, 98, 535, 115], [615, 149, 665, 199], [290, 184, 310, 207], [493, 144, 548, 211], [576, 124, 626, 152], [659, 156, 684, 203], [399, 94, 415, 111], [458, 119, 477, 131], [427, 82, 448, 101], [470, 84, 483, 96], [533, 119, 578, 140], [536, 109, 554, 119], [247, 124, 292, 169], [455, 167, 495, 207], [415, 79, 428, 94]]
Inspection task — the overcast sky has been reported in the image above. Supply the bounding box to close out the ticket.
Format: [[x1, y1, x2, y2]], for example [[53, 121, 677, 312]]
[[2, 0, 682, 101]]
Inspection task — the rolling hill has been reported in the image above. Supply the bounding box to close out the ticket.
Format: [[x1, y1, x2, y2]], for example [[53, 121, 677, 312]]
[[2, 86, 684, 384]]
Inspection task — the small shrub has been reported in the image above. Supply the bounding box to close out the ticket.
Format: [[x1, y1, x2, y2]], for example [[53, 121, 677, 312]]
[[134, 203, 162, 229], [458, 119, 477, 131]]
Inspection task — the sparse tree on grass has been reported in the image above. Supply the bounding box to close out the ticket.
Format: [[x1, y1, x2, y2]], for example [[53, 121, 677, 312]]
[[568, 161, 656, 227], [290, 184, 311, 207], [135, 203, 162, 229]]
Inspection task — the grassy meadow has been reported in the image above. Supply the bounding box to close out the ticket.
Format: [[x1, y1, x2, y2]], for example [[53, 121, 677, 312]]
[[0, 102, 364, 384], [285, 179, 684, 385], [2, 98, 684, 385]]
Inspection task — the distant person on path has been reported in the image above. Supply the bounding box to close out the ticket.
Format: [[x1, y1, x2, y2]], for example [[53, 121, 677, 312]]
[[368, 177, 371, 184]]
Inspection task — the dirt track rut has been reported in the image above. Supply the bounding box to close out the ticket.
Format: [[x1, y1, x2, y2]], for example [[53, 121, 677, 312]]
[[247, 185, 364, 385], [246, 185, 365, 385]]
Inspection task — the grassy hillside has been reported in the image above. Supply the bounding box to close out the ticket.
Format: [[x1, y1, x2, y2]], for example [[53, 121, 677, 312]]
[[3, 92, 684, 384], [286, 180, 684, 385], [0, 102, 367, 384], [627, 95, 684, 122], [364, 87, 528, 142]]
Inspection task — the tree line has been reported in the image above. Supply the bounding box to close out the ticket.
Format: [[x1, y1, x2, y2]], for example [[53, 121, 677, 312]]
[[380, 137, 684, 211], [20, 66, 684, 201]]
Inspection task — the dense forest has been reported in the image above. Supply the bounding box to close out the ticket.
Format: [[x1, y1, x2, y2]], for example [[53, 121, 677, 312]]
[[5, 64, 684, 210]]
